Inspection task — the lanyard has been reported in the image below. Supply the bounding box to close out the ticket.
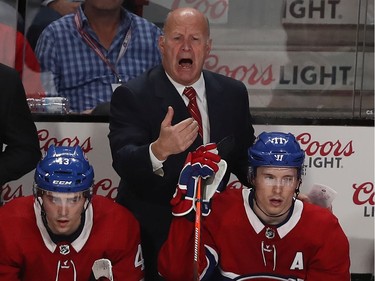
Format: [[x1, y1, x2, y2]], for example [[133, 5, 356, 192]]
[[74, 11, 132, 82]]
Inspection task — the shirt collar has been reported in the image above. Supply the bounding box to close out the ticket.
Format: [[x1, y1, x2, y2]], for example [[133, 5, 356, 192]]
[[165, 72, 205, 101], [79, 5, 130, 31]]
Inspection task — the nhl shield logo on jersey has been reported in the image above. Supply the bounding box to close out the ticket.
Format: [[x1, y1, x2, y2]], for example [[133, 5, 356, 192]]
[[265, 227, 276, 239], [59, 244, 70, 255]]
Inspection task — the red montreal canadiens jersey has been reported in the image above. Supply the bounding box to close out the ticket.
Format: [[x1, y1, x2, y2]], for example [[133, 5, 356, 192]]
[[0, 195, 144, 281], [159, 188, 350, 281]]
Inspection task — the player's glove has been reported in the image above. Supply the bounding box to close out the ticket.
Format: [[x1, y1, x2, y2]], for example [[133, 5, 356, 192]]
[[171, 143, 226, 216], [201, 157, 227, 216], [191, 143, 227, 215]]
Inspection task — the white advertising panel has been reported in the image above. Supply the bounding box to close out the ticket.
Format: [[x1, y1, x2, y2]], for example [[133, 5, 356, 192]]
[[1, 122, 374, 274], [150, 0, 229, 23], [283, 0, 374, 25], [149, 0, 374, 25], [205, 51, 373, 91]]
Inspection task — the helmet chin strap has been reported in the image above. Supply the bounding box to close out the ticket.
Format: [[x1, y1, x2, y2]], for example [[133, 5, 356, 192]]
[[83, 198, 91, 212], [33, 184, 46, 218], [294, 179, 302, 200], [35, 196, 51, 232]]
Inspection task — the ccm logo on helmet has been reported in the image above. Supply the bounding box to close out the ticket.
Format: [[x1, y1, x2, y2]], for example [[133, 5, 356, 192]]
[[52, 180, 73, 185]]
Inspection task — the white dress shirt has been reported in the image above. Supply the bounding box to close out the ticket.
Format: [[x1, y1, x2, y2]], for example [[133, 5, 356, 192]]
[[149, 72, 210, 175]]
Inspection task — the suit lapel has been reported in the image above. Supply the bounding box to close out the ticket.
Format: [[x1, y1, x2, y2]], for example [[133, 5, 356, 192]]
[[203, 71, 225, 142], [151, 66, 193, 126]]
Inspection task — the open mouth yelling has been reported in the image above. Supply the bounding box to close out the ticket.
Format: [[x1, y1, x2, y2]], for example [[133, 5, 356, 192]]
[[179, 58, 193, 68]]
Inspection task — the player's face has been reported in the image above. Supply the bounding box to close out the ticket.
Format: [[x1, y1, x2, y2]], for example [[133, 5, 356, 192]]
[[253, 167, 299, 225], [85, 0, 123, 11], [42, 191, 86, 236], [159, 9, 212, 86]]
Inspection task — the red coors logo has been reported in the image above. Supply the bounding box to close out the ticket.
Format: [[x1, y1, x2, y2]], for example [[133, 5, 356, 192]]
[[205, 54, 275, 86], [93, 179, 118, 200], [352, 182, 374, 206], [38, 129, 93, 153], [171, 0, 228, 18], [296, 132, 354, 157], [1, 184, 23, 204]]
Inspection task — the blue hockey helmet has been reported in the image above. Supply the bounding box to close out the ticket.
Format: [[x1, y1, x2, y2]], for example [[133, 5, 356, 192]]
[[34, 145, 94, 193], [248, 132, 305, 171]]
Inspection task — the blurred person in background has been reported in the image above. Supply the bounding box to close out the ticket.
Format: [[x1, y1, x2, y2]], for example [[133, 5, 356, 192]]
[[0, 0, 44, 95], [35, 0, 161, 113], [0, 63, 41, 193], [27, 0, 141, 50], [27, 0, 83, 50]]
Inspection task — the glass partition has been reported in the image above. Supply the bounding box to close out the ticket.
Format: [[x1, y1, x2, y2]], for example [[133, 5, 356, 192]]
[[2, 0, 374, 120], [0, 0, 44, 97], [144, 0, 374, 120]]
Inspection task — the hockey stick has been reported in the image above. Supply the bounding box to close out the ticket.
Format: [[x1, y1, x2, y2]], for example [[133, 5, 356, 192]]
[[193, 137, 231, 280], [92, 258, 114, 281], [193, 176, 202, 281]]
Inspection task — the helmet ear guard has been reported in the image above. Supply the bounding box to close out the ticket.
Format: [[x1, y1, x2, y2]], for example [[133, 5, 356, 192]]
[[83, 188, 93, 201], [295, 178, 302, 197], [246, 166, 256, 188], [34, 145, 94, 197], [33, 183, 43, 198]]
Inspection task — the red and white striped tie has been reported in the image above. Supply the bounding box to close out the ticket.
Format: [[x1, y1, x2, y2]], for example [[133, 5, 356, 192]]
[[183, 87, 203, 138]]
